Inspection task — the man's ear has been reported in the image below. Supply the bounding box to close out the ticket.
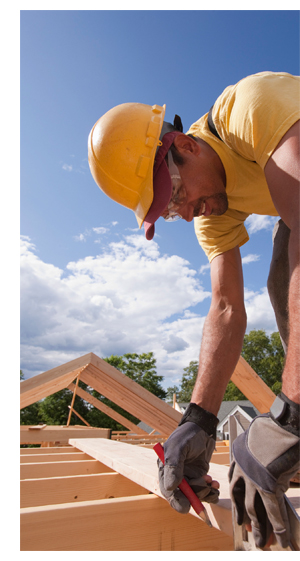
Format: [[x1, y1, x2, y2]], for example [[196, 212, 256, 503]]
[[173, 133, 201, 155]]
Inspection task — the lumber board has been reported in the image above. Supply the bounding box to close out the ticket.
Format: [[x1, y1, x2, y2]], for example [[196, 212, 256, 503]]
[[20, 446, 78, 454], [231, 356, 276, 413], [69, 438, 233, 536], [210, 451, 230, 465], [81, 363, 180, 434], [20, 452, 91, 463], [20, 459, 114, 479], [68, 382, 148, 435], [20, 494, 234, 551], [20, 472, 149, 508], [20, 425, 111, 444], [20, 359, 90, 409], [70, 438, 300, 536]]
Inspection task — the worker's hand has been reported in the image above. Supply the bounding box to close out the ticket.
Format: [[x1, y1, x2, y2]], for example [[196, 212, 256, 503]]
[[229, 394, 300, 549], [158, 403, 220, 514]]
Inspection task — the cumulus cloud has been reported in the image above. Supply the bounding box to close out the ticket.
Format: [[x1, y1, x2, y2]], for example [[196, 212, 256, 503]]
[[62, 164, 73, 172], [20, 233, 279, 388], [244, 287, 277, 333], [20, 234, 211, 384], [93, 227, 109, 235], [245, 214, 278, 234], [199, 263, 210, 275], [242, 254, 260, 265]]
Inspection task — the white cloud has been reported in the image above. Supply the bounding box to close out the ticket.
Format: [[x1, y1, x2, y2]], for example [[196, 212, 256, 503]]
[[93, 227, 109, 235], [242, 254, 260, 265], [74, 229, 91, 242], [20, 233, 279, 389], [20, 234, 211, 385], [62, 164, 73, 172], [199, 263, 210, 275], [244, 287, 277, 333], [245, 214, 278, 234]]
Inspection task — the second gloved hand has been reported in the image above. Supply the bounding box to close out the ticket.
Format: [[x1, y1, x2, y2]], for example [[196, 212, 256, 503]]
[[158, 403, 220, 514]]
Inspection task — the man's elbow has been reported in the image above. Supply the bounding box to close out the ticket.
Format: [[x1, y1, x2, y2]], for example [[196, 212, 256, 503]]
[[210, 299, 247, 332]]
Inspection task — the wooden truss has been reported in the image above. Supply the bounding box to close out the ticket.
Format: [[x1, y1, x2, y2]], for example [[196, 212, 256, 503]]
[[20, 352, 181, 434], [20, 352, 300, 550]]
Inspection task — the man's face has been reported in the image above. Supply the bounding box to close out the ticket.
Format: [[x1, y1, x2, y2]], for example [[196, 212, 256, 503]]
[[162, 139, 228, 222]]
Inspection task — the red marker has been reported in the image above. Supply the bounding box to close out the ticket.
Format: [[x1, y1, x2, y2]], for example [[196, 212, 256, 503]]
[[153, 442, 212, 527]]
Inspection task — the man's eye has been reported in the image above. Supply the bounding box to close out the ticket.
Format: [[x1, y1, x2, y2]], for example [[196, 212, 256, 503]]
[[174, 194, 182, 205]]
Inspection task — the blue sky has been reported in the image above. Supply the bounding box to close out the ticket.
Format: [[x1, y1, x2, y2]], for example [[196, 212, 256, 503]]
[[19, 9, 299, 389]]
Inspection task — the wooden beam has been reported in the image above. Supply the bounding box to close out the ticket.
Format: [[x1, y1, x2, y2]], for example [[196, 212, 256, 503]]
[[68, 382, 148, 435], [20, 426, 111, 444], [67, 405, 90, 426], [20, 358, 91, 409], [69, 438, 299, 540], [69, 437, 233, 536], [20, 494, 234, 551], [67, 374, 80, 426], [20, 459, 114, 480], [20, 446, 80, 454], [211, 451, 230, 465], [21, 472, 149, 508], [231, 356, 276, 413], [20, 452, 91, 463], [81, 362, 181, 434]]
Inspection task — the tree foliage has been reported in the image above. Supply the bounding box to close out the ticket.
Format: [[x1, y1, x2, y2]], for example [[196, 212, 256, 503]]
[[169, 330, 284, 403], [241, 330, 284, 394], [105, 353, 166, 399]]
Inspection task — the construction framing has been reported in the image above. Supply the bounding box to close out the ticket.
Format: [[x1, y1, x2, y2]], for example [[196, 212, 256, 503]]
[[20, 352, 300, 550]]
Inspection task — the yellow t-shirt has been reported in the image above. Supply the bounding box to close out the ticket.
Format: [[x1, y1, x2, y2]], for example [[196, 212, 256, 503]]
[[187, 72, 300, 262]]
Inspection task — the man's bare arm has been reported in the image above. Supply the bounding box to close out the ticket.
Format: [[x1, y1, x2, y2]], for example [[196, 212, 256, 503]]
[[264, 119, 300, 404], [191, 245, 247, 416]]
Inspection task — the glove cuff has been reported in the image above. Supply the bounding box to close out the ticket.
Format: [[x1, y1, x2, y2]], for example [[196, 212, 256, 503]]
[[178, 402, 219, 440], [270, 392, 300, 436]]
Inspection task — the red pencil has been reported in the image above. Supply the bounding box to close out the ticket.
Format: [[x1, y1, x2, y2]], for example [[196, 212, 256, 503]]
[[153, 442, 212, 527]]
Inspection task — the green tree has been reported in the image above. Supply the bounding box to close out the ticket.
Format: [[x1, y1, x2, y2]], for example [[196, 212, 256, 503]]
[[223, 380, 246, 401], [85, 352, 167, 430], [38, 385, 91, 425], [105, 352, 166, 399], [172, 330, 284, 403], [241, 330, 284, 394], [177, 361, 198, 402], [165, 385, 180, 403]]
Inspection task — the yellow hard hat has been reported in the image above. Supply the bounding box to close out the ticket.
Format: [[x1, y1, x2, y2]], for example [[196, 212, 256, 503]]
[[88, 102, 166, 228]]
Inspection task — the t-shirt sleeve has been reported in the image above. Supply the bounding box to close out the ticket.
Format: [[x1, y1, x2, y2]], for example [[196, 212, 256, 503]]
[[194, 209, 250, 262], [212, 72, 300, 169]]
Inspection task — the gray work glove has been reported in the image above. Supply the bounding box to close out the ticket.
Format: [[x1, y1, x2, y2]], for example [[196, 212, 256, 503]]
[[229, 393, 300, 549], [158, 403, 220, 513]]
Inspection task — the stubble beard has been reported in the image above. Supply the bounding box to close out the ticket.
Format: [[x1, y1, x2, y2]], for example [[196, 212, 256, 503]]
[[193, 192, 229, 217]]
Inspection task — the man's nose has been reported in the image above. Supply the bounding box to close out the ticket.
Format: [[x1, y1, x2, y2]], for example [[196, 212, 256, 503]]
[[179, 204, 194, 222]]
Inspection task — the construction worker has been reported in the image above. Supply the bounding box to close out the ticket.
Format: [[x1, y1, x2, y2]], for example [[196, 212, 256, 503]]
[[88, 72, 300, 549]]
